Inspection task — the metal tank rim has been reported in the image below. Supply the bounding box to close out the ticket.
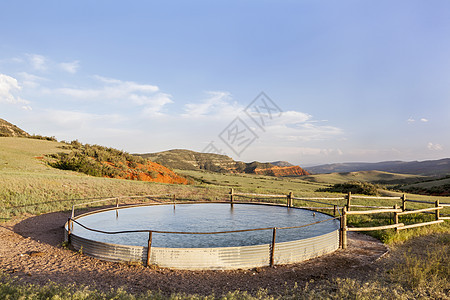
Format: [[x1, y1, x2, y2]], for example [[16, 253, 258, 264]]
[[65, 201, 340, 270]]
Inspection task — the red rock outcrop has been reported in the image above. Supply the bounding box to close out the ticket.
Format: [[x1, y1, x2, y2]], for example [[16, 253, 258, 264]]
[[253, 166, 310, 177], [103, 161, 189, 184]]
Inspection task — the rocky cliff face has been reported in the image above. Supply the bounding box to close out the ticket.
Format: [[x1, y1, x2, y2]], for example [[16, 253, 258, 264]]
[[254, 166, 310, 177]]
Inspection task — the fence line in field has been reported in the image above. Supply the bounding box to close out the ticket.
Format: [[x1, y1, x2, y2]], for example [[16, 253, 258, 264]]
[[230, 189, 449, 249]]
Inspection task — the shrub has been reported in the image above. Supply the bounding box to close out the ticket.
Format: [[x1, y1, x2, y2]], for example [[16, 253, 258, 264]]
[[46, 142, 155, 181], [29, 134, 58, 142], [316, 181, 378, 195]]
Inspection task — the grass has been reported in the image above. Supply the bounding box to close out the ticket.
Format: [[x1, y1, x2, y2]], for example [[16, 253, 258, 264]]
[[0, 138, 227, 220], [0, 137, 449, 299], [302, 170, 424, 185], [0, 137, 69, 173], [176, 169, 331, 197]]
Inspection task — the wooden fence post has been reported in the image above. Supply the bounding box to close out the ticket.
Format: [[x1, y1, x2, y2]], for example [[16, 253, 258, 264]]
[[230, 188, 234, 203], [67, 218, 72, 235], [341, 207, 348, 249], [173, 194, 176, 210], [115, 197, 119, 218], [346, 192, 352, 211], [287, 191, 293, 207], [334, 205, 337, 216], [67, 218, 72, 243], [146, 231, 153, 267], [401, 194, 406, 211], [270, 227, 277, 267], [436, 199, 440, 220], [394, 204, 399, 233]]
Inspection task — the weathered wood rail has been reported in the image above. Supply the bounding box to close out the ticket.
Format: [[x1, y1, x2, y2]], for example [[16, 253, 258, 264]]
[[230, 189, 449, 249]]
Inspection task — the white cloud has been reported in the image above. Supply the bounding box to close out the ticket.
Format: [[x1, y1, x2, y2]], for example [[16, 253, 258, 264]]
[[41, 109, 125, 129], [57, 76, 160, 100], [407, 117, 429, 124], [140, 93, 173, 116], [265, 110, 343, 142], [53, 76, 171, 115], [180, 93, 343, 157], [21, 105, 33, 111], [272, 110, 311, 124], [0, 73, 30, 105], [93, 75, 159, 93], [59, 60, 80, 74], [26, 54, 47, 71], [182, 91, 241, 118], [427, 142, 443, 151], [17, 72, 48, 88]]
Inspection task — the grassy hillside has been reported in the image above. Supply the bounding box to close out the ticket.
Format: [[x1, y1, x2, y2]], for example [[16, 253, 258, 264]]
[[307, 158, 450, 176], [0, 137, 70, 173], [0, 138, 222, 220], [176, 169, 329, 196], [302, 170, 424, 185], [138, 149, 239, 171], [1, 137, 448, 218], [395, 176, 450, 196], [47, 141, 188, 184], [0, 119, 30, 137]]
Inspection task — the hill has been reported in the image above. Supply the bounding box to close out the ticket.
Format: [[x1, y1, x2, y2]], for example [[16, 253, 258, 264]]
[[396, 176, 450, 196], [0, 136, 187, 185], [271, 161, 293, 167], [302, 170, 424, 185], [0, 118, 30, 137], [307, 158, 450, 176], [47, 141, 188, 184], [139, 149, 239, 172], [137, 149, 310, 177]]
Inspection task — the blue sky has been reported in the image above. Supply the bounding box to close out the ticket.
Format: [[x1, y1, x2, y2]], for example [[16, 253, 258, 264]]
[[1, 0, 449, 166]]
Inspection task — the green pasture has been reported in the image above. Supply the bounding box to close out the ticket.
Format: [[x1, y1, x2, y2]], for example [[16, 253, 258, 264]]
[[302, 170, 424, 185], [0, 137, 449, 299]]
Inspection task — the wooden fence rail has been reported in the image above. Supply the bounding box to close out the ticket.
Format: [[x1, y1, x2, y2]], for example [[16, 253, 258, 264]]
[[397, 220, 444, 230], [347, 223, 404, 232], [334, 193, 448, 249], [229, 190, 448, 227], [405, 199, 437, 205], [397, 206, 443, 216], [346, 208, 402, 215]]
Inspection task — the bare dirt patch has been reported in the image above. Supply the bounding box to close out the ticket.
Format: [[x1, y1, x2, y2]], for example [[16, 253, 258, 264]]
[[0, 211, 387, 296]]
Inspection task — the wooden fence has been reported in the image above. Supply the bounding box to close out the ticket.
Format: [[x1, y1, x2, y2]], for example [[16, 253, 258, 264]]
[[229, 189, 450, 250]]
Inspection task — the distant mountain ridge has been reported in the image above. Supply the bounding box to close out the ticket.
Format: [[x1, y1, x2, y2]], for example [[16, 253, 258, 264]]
[[137, 149, 309, 177], [0, 118, 30, 137], [307, 158, 450, 176]]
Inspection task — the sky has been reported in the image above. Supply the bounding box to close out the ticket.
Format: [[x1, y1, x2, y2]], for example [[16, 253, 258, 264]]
[[1, 0, 449, 166]]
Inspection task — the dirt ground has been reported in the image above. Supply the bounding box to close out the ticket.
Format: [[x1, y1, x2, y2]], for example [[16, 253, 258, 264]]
[[0, 211, 388, 296]]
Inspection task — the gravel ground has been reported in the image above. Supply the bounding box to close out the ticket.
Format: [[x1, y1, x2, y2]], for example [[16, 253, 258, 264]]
[[0, 211, 388, 296]]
